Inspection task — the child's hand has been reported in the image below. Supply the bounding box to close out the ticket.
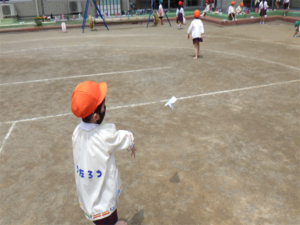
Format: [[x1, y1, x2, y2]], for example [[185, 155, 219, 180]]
[[131, 147, 137, 158], [187, 34, 190, 39]]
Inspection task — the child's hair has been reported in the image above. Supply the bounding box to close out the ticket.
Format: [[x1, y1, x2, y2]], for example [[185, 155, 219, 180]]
[[82, 100, 105, 122]]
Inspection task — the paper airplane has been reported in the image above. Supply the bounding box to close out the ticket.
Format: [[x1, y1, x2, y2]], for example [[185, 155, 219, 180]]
[[165, 96, 177, 110]]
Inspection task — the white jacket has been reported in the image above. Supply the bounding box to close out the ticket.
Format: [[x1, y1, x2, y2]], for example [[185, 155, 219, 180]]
[[259, 1, 268, 10], [203, 4, 210, 13], [176, 7, 185, 16], [187, 19, 204, 39], [72, 121, 134, 221]]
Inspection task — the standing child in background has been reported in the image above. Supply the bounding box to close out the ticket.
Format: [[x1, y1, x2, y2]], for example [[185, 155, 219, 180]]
[[236, 2, 246, 16], [201, 1, 210, 17], [176, 1, 185, 29], [259, 0, 268, 24], [228, 1, 237, 21], [187, 10, 204, 60], [275, 0, 281, 10], [283, 0, 289, 16], [210, 0, 214, 11], [158, 0, 164, 25], [71, 81, 137, 225], [294, 21, 300, 37]]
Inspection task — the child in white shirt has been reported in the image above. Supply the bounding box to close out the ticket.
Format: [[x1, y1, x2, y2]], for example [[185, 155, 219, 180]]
[[187, 10, 204, 60], [201, 1, 210, 17], [71, 81, 136, 225], [236, 2, 246, 16], [176, 1, 185, 29], [228, 1, 237, 21], [259, 0, 268, 24]]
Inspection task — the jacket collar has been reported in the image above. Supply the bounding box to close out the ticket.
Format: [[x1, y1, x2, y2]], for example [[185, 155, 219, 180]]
[[80, 121, 99, 131]]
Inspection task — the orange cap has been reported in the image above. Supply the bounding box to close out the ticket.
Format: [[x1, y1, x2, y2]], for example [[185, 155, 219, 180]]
[[71, 81, 107, 118], [178, 1, 183, 6], [240, 2, 244, 6], [231, 1, 235, 5], [194, 10, 200, 18]]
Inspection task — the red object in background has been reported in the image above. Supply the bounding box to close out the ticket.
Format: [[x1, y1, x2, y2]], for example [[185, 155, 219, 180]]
[[255, 8, 258, 13]]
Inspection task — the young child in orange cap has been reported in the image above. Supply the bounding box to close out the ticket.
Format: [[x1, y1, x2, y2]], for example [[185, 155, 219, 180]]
[[176, 1, 185, 29], [201, 1, 210, 17], [236, 2, 246, 16], [187, 10, 204, 60], [71, 81, 137, 225], [228, 1, 237, 21]]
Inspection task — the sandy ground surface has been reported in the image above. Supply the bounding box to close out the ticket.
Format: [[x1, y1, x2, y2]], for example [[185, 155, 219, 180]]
[[0, 20, 299, 225]]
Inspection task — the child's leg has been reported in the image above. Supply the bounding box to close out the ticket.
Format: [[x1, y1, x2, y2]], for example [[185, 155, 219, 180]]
[[198, 42, 200, 56], [193, 42, 198, 59]]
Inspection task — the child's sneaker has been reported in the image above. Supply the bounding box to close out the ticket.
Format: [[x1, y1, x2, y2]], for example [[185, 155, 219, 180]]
[[178, 25, 180, 29], [232, 19, 234, 21], [235, 19, 237, 21]]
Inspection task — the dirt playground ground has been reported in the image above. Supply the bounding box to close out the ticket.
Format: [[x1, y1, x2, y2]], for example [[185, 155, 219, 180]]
[[0, 20, 299, 225]]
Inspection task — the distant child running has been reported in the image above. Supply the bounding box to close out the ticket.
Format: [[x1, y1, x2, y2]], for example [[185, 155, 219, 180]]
[[187, 10, 204, 60], [294, 21, 300, 37], [201, 1, 210, 17], [71, 81, 137, 225], [176, 1, 185, 29], [259, 0, 268, 24], [228, 1, 237, 21]]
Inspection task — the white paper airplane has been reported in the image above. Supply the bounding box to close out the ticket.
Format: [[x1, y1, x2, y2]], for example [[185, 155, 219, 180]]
[[165, 96, 177, 110]]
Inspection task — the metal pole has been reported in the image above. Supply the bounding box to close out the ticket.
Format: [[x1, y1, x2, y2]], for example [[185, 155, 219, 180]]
[[271, 0, 274, 10], [40, 0, 45, 15], [168, 0, 170, 10], [34, 0, 39, 16]]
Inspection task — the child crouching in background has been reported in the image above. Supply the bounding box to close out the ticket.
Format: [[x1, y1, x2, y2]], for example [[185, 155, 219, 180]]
[[187, 10, 204, 60]]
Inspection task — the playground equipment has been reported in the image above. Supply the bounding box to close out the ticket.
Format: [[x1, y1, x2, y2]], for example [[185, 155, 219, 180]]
[[82, 0, 109, 33], [143, 0, 171, 28], [88, 15, 149, 29]]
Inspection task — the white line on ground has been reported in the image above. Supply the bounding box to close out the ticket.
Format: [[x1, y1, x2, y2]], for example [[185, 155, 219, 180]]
[[1, 79, 298, 125], [1, 44, 299, 72], [0, 34, 155, 44], [205, 35, 300, 48], [0, 67, 170, 86], [0, 122, 16, 153], [1, 34, 298, 48]]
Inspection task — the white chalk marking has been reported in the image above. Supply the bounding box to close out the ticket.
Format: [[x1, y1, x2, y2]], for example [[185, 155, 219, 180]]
[[1, 44, 298, 72], [1, 34, 298, 48], [0, 122, 16, 153], [205, 35, 300, 48], [1, 79, 299, 125], [0, 34, 155, 44], [0, 67, 170, 86]]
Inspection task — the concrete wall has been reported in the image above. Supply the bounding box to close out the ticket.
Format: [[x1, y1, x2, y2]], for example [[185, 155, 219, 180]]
[[0, 0, 109, 18], [217, 0, 243, 11], [290, 0, 300, 8]]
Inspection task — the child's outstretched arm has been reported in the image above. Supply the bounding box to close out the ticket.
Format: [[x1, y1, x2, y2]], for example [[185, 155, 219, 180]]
[[187, 22, 193, 38]]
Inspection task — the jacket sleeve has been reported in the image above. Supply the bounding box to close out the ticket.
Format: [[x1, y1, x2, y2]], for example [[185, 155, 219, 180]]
[[105, 130, 134, 155]]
